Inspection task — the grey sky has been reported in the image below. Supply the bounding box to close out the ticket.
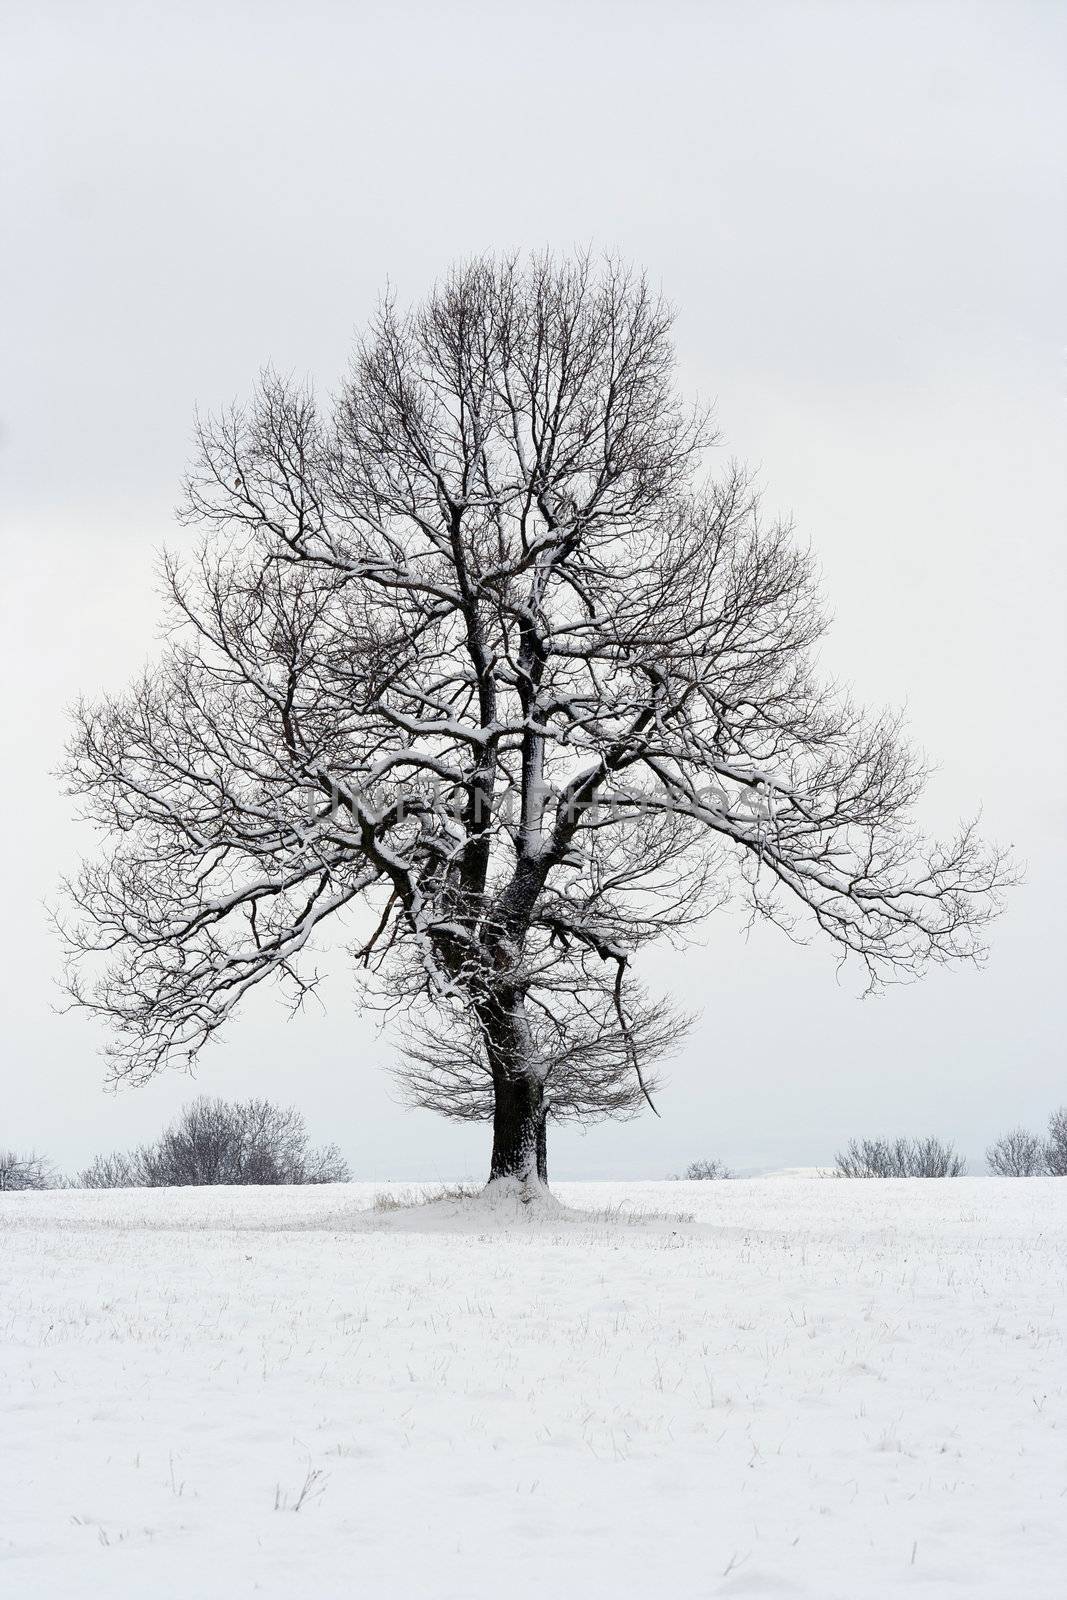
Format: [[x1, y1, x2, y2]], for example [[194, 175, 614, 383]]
[[2, 0, 1064, 1178]]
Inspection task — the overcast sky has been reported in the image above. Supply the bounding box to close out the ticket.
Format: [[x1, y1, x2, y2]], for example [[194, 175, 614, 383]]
[[2, 0, 1064, 1179]]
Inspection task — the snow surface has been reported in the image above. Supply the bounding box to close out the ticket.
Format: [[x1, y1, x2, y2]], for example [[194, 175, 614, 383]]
[[2, 1178, 1065, 1598]]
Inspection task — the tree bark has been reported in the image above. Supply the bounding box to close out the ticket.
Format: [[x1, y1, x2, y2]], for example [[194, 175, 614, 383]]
[[489, 1069, 548, 1187], [481, 993, 549, 1193]]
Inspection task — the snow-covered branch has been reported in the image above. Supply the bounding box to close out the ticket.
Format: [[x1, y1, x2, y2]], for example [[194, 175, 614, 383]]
[[60, 253, 1013, 1181]]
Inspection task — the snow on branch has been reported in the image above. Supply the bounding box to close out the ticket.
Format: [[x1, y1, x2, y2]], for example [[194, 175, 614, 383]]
[[59, 252, 1014, 1113]]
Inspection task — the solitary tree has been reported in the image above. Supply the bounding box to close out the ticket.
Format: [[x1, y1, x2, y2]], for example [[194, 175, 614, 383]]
[[59, 254, 1011, 1198]]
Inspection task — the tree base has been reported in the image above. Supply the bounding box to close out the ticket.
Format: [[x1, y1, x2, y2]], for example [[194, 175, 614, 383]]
[[482, 1172, 560, 1210]]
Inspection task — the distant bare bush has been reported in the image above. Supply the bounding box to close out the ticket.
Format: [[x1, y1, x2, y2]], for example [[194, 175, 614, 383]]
[[986, 1127, 1046, 1176], [78, 1151, 140, 1189], [835, 1136, 965, 1178], [75, 1097, 349, 1187], [0, 1150, 57, 1191], [674, 1158, 736, 1180], [1045, 1106, 1067, 1176]]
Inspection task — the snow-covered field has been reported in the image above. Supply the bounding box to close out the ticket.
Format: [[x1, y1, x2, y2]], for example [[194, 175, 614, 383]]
[[2, 1179, 1064, 1599]]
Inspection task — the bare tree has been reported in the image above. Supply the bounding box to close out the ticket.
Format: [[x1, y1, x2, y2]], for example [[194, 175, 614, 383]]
[[78, 1150, 139, 1189], [835, 1136, 966, 1178], [986, 1126, 1045, 1177], [75, 1097, 348, 1187], [675, 1158, 735, 1180], [0, 1150, 57, 1191], [58, 253, 1012, 1198], [1045, 1106, 1067, 1177]]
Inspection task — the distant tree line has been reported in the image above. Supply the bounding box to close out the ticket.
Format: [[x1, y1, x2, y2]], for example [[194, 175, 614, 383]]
[[834, 1136, 966, 1178], [7, 1101, 1066, 1190], [1, 1098, 350, 1189], [834, 1107, 1067, 1177], [986, 1108, 1067, 1177], [672, 1106, 1067, 1181]]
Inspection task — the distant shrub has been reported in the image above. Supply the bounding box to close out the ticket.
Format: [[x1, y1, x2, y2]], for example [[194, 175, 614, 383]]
[[674, 1158, 735, 1180], [986, 1127, 1046, 1176], [835, 1136, 965, 1179], [1045, 1106, 1067, 1177], [76, 1097, 350, 1188], [983, 1108, 1067, 1177], [0, 1150, 57, 1191], [78, 1151, 140, 1189]]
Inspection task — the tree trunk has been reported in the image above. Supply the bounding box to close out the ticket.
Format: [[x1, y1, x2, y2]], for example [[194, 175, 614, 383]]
[[489, 1070, 548, 1188], [481, 993, 549, 1195]]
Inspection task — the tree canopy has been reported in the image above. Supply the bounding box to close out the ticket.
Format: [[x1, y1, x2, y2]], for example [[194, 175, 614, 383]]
[[59, 253, 1011, 1190]]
